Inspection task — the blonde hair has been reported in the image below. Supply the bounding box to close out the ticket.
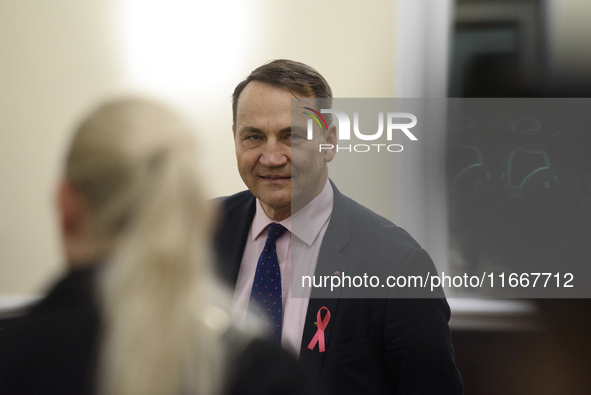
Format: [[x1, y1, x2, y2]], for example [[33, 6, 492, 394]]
[[66, 98, 228, 395]]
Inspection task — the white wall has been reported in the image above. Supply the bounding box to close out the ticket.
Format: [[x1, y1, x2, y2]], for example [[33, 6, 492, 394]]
[[0, 0, 396, 296], [0, 0, 123, 295]]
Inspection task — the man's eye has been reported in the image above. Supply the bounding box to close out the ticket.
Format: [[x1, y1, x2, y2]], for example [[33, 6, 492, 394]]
[[288, 133, 304, 140], [247, 135, 260, 141]]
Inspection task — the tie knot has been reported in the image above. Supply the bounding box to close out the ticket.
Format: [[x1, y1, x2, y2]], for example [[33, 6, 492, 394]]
[[267, 223, 287, 243]]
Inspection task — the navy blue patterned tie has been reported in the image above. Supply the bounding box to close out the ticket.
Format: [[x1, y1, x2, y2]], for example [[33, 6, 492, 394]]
[[248, 223, 287, 344]]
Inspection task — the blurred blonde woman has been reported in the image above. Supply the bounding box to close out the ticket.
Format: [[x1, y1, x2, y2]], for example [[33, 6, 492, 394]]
[[0, 99, 311, 395]]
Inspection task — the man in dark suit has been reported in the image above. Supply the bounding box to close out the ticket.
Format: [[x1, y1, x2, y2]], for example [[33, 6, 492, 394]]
[[215, 59, 463, 394]]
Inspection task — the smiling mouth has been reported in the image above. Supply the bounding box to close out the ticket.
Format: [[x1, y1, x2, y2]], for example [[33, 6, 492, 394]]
[[260, 175, 291, 180]]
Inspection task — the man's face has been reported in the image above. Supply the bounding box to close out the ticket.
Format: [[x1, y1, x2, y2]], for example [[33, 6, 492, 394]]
[[233, 81, 336, 221]]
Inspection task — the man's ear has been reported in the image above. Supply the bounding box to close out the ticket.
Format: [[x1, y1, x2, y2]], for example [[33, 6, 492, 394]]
[[322, 124, 338, 163], [57, 180, 88, 237], [232, 125, 236, 139]]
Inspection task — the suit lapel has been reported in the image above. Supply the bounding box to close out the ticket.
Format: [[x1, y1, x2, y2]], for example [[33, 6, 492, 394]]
[[299, 181, 353, 384], [215, 192, 256, 285]]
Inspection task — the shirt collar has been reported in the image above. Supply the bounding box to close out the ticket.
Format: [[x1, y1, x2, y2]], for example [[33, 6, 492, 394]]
[[251, 179, 333, 246]]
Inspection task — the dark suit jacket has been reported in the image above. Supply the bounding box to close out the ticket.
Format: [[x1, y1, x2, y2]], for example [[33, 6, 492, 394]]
[[0, 267, 100, 395], [214, 182, 464, 395]]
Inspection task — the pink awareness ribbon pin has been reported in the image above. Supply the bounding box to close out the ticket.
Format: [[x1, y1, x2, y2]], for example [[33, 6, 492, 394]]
[[307, 306, 331, 352]]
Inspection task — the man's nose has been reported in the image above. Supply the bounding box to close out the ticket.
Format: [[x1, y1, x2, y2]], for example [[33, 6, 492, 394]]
[[260, 139, 288, 167]]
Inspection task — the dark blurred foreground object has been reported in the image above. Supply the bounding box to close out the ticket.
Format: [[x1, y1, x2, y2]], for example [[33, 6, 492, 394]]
[[0, 267, 99, 394]]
